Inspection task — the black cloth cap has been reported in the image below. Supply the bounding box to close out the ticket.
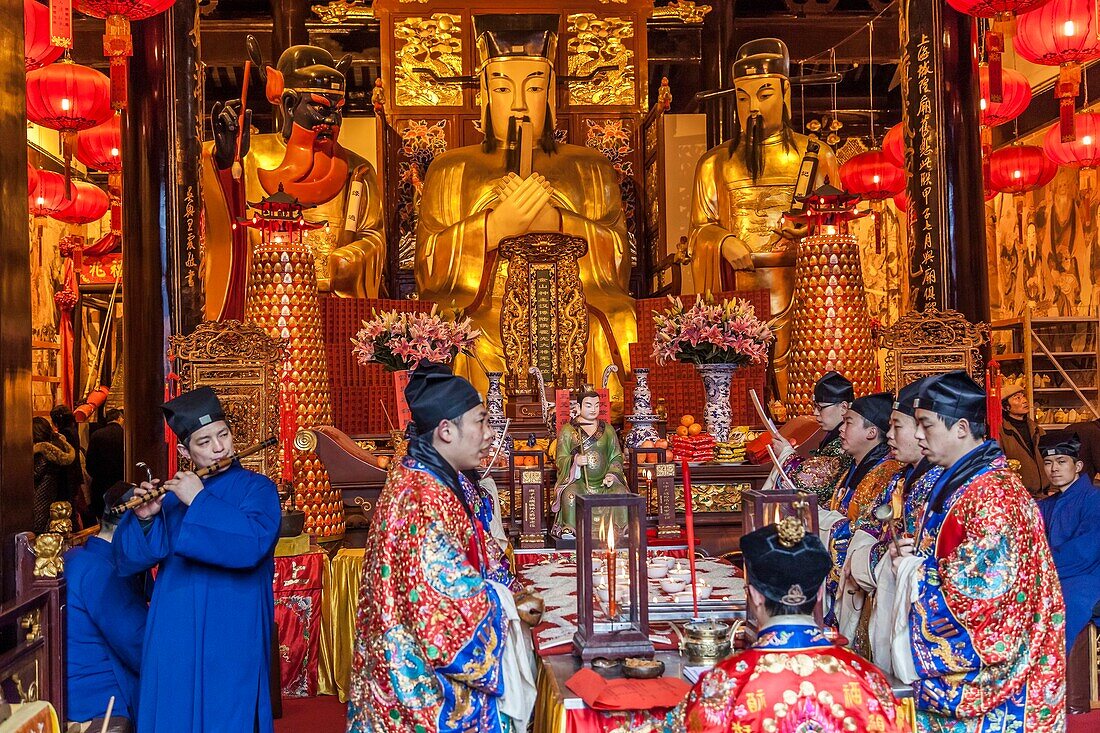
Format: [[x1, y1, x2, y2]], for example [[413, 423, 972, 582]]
[[161, 386, 226, 444], [1039, 433, 1081, 458], [276, 46, 346, 94], [914, 370, 986, 424], [741, 520, 830, 605], [892, 377, 929, 418], [733, 38, 790, 80], [101, 480, 135, 520], [850, 392, 894, 435], [405, 362, 483, 435], [474, 14, 559, 65], [814, 371, 854, 405]]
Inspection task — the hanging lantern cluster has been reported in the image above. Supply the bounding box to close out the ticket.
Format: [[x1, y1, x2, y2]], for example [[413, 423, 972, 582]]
[[29, 169, 70, 217], [73, 0, 177, 109], [946, 0, 1055, 102], [26, 57, 113, 189], [1015, 0, 1100, 140], [979, 64, 1032, 127], [24, 0, 63, 71]]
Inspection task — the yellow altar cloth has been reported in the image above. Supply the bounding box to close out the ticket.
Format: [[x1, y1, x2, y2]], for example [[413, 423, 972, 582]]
[[317, 548, 364, 701]]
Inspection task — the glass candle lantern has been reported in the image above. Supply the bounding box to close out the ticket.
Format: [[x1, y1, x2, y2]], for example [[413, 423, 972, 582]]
[[573, 493, 654, 662]]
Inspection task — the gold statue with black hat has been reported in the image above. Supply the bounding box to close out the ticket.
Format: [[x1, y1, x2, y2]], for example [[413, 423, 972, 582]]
[[688, 38, 840, 400], [415, 13, 637, 405], [202, 40, 386, 319]]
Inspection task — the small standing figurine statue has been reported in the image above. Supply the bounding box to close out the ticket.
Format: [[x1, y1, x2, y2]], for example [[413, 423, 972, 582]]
[[551, 387, 629, 539]]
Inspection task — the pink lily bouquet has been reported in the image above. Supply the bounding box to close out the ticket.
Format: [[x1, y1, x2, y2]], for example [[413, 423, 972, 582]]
[[652, 294, 774, 366], [351, 305, 480, 372]]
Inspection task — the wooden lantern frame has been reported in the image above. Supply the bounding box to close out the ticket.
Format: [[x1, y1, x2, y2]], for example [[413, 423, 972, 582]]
[[573, 493, 654, 661]]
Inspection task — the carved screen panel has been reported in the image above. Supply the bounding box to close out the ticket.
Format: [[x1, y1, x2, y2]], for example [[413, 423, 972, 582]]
[[565, 13, 635, 107], [393, 13, 464, 107]]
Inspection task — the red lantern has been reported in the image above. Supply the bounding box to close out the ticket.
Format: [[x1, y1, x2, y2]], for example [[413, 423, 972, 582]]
[[28, 164, 39, 198], [979, 64, 1031, 127], [883, 123, 905, 168], [29, 170, 69, 217], [1015, 0, 1100, 140], [26, 58, 113, 187], [75, 114, 122, 172], [947, 0, 1054, 102], [24, 0, 63, 71], [839, 150, 906, 201], [52, 181, 110, 225], [1043, 111, 1100, 167], [73, 0, 177, 109], [988, 145, 1058, 193]]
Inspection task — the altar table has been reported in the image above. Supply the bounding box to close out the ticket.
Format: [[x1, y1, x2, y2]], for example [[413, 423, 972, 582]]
[[273, 549, 327, 698], [0, 702, 59, 733]]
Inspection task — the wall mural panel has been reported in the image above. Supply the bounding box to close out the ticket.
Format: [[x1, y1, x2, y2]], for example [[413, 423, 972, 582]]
[[988, 134, 1099, 319]]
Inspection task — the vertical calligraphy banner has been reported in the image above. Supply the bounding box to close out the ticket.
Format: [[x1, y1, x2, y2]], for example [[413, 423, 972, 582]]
[[900, 0, 989, 320]]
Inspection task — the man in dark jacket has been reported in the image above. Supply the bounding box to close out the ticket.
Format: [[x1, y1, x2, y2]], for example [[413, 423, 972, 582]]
[[86, 409, 125, 519], [998, 384, 1048, 496]]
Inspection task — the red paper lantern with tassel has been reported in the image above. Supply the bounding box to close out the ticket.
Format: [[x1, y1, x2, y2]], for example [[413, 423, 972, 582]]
[[988, 144, 1058, 193], [29, 169, 69, 216], [24, 0, 63, 71], [26, 58, 113, 187], [52, 180, 109, 225], [979, 64, 1032, 127], [1015, 0, 1100, 141], [892, 190, 909, 213], [882, 123, 905, 168], [839, 150, 906, 200], [75, 114, 122, 172], [946, 0, 1054, 102], [72, 0, 177, 109], [1043, 111, 1100, 168]]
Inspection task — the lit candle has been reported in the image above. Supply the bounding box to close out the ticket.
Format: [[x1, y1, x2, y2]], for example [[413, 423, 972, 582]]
[[607, 521, 617, 619]]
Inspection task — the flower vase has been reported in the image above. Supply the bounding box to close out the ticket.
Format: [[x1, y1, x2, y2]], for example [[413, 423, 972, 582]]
[[696, 363, 739, 443]]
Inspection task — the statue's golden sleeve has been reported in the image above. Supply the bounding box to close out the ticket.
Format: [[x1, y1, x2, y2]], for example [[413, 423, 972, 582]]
[[558, 158, 631, 291], [688, 150, 737, 294], [414, 156, 490, 311], [328, 164, 387, 299]]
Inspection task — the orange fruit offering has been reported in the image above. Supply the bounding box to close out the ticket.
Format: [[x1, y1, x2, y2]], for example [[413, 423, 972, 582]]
[[524, 455, 539, 467], [688, 423, 703, 436], [680, 415, 695, 427], [376, 455, 390, 469], [676, 425, 689, 437], [655, 439, 669, 449], [640, 440, 655, 448]]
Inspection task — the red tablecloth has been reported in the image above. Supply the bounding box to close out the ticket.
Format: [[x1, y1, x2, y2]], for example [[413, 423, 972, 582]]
[[274, 550, 326, 697]]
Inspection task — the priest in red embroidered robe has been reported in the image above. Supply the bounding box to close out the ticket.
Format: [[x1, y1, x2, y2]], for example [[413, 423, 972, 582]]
[[668, 517, 911, 733], [888, 371, 1066, 733], [348, 364, 528, 733]]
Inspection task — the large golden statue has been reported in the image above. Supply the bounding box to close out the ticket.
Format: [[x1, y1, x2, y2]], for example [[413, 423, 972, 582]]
[[202, 43, 386, 320], [688, 39, 839, 399], [415, 14, 637, 402]]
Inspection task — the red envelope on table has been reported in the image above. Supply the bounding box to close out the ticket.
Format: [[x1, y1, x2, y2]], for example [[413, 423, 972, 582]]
[[565, 668, 691, 711]]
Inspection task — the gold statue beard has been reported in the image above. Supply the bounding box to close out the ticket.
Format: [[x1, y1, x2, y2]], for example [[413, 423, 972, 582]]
[[744, 112, 766, 182], [257, 122, 350, 207]]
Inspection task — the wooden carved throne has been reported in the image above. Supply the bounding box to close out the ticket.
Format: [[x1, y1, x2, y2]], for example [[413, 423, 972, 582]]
[[880, 307, 989, 391], [168, 320, 286, 482]]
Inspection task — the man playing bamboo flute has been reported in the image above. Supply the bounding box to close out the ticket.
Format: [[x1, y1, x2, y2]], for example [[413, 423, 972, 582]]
[[114, 386, 281, 732]]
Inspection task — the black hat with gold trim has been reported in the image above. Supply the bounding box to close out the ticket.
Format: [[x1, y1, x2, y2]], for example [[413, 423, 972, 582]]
[[474, 14, 559, 70], [733, 38, 790, 80]]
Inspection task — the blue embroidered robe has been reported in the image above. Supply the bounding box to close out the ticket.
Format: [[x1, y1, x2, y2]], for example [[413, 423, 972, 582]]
[[906, 442, 1065, 732], [114, 463, 281, 733]]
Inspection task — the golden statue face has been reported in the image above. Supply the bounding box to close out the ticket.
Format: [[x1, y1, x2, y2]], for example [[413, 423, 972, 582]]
[[483, 58, 553, 141], [735, 76, 789, 138]]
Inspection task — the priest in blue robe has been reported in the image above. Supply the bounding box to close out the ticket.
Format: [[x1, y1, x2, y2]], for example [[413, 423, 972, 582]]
[[114, 387, 281, 732], [65, 481, 147, 729], [1037, 433, 1100, 714]]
